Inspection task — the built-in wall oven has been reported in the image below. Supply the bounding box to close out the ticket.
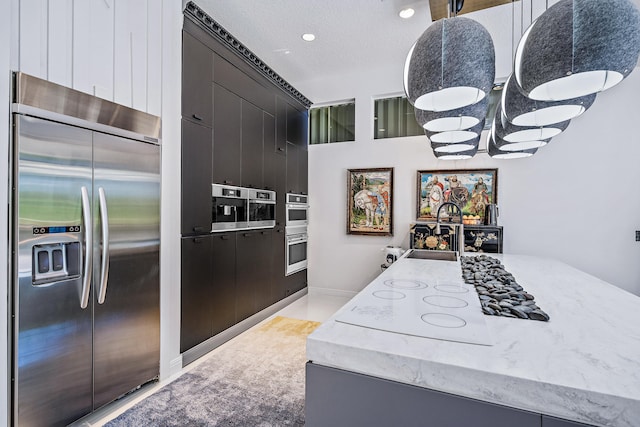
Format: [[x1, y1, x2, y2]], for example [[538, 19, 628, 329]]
[[286, 193, 309, 228], [248, 189, 276, 229], [286, 225, 308, 276], [212, 184, 248, 232]]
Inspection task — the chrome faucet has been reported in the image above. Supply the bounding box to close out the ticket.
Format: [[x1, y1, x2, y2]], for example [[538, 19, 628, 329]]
[[434, 202, 464, 255]]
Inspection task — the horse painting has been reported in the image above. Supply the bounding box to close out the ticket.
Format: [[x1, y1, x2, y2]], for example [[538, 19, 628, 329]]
[[353, 190, 378, 227]]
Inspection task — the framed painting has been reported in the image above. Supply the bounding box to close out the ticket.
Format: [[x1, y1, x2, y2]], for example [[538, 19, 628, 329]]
[[347, 168, 394, 236], [417, 169, 498, 222]]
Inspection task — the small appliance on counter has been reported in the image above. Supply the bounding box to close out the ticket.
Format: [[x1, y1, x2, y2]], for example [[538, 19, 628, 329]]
[[381, 246, 406, 270], [484, 204, 499, 225]]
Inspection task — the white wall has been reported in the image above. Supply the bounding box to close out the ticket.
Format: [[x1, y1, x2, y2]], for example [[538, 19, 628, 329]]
[[1, 1, 184, 424], [303, 56, 640, 298], [0, 1, 14, 424]]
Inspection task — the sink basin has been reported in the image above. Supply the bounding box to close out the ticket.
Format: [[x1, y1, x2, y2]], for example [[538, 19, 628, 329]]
[[405, 249, 458, 261]]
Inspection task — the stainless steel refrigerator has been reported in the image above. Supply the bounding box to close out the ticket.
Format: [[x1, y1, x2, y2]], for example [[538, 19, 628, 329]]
[[10, 72, 161, 426]]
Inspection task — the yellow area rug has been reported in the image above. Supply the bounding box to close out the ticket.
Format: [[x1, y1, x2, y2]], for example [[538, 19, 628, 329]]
[[106, 316, 321, 426]]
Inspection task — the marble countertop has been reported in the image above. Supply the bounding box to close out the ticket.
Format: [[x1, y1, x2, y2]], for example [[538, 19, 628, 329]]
[[307, 254, 640, 427]]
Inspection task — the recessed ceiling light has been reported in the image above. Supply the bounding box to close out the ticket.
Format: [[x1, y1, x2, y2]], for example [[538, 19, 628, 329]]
[[399, 8, 415, 19], [302, 33, 316, 42]]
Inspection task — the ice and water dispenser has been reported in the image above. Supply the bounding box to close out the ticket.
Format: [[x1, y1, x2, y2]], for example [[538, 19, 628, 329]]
[[32, 226, 81, 285]]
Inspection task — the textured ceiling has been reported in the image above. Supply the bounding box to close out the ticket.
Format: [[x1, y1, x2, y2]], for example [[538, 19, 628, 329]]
[[195, 0, 640, 101]]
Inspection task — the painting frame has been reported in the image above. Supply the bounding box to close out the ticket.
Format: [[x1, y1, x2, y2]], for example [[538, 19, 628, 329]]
[[347, 167, 394, 236], [417, 169, 498, 222]]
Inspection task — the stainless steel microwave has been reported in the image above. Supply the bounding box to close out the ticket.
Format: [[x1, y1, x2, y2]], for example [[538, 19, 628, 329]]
[[248, 188, 276, 229], [285, 193, 309, 228]]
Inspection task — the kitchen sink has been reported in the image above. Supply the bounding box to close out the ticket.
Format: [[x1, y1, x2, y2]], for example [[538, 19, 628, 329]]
[[405, 249, 458, 261]]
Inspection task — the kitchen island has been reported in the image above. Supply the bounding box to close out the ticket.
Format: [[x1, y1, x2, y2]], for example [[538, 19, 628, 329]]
[[306, 254, 640, 427]]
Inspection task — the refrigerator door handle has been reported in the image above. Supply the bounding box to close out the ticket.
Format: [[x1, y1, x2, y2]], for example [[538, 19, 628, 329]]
[[80, 186, 93, 309], [97, 187, 110, 304]]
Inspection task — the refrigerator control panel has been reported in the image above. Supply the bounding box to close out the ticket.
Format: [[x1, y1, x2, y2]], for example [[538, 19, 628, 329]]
[[32, 242, 80, 284]]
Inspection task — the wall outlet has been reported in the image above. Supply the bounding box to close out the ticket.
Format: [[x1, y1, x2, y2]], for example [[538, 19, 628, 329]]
[[636, 231, 640, 241]]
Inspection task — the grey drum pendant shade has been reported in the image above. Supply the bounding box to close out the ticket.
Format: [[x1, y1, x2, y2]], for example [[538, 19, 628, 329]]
[[404, 17, 496, 112], [431, 135, 480, 153], [434, 144, 479, 160], [426, 120, 485, 144], [514, 0, 640, 101], [492, 100, 571, 143], [487, 134, 538, 159], [502, 74, 595, 126], [415, 98, 488, 132]]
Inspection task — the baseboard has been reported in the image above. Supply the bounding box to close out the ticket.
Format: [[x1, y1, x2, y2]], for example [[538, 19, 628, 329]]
[[181, 287, 308, 367], [168, 355, 183, 378], [307, 286, 358, 299]]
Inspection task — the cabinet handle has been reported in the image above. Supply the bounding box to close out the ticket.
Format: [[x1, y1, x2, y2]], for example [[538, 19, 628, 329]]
[[193, 226, 205, 233], [278, 147, 285, 152], [193, 237, 203, 243], [221, 235, 229, 240], [224, 180, 233, 185], [243, 233, 253, 238], [192, 113, 203, 121]]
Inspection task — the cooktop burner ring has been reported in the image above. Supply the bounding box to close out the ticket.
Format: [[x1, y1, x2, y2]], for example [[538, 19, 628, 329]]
[[372, 290, 406, 300], [434, 283, 469, 294], [422, 295, 468, 308], [420, 312, 467, 328], [383, 279, 428, 290]]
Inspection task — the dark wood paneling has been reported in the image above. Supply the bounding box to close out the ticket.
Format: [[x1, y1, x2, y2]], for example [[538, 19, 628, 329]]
[[181, 119, 213, 235], [241, 100, 264, 188], [180, 236, 214, 353], [182, 31, 213, 126], [211, 233, 237, 335], [213, 83, 242, 186]]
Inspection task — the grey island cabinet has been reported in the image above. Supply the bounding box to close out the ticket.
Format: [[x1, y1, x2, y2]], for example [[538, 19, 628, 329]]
[[306, 254, 640, 427]]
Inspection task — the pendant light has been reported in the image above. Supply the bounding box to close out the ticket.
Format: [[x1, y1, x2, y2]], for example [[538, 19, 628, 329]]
[[492, 99, 571, 143], [404, 16, 495, 112], [431, 135, 480, 153], [426, 120, 484, 144], [502, 74, 595, 126], [415, 98, 488, 132], [488, 134, 538, 159], [434, 144, 479, 160], [514, 0, 640, 101]]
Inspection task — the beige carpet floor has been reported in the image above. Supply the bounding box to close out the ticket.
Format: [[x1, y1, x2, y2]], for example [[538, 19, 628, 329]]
[[105, 316, 321, 426]]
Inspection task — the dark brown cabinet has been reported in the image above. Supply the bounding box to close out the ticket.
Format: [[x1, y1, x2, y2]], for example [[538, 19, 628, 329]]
[[275, 97, 288, 154], [299, 146, 308, 194], [236, 230, 272, 322], [241, 100, 264, 188], [181, 233, 238, 353], [182, 31, 213, 126], [213, 83, 242, 186], [286, 142, 299, 194], [180, 236, 214, 353], [271, 225, 287, 303], [262, 112, 277, 191], [181, 119, 213, 236], [181, 18, 309, 356], [211, 233, 237, 336], [287, 102, 308, 146]]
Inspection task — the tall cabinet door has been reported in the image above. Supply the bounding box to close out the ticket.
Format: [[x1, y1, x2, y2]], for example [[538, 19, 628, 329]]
[[14, 115, 94, 427], [92, 133, 160, 409]]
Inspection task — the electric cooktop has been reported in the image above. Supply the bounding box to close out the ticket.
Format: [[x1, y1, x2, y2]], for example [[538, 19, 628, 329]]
[[335, 258, 493, 346]]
